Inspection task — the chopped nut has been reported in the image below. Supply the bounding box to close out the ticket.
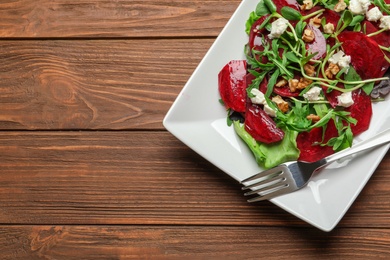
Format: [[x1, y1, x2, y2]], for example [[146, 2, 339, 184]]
[[334, 0, 347, 12], [301, 0, 313, 10], [325, 63, 340, 79], [297, 77, 313, 90], [302, 29, 315, 42], [307, 114, 321, 122], [323, 23, 335, 34], [310, 17, 322, 28], [275, 79, 288, 87], [289, 79, 299, 92], [304, 64, 316, 77], [272, 95, 289, 113]]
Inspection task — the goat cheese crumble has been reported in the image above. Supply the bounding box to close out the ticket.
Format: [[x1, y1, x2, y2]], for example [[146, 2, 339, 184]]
[[250, 89, 277, 117], [337, 92, 354, 107], [348, 0, 371, 15], [380, 16, 390, 30], [366, 7, 383, 22], [329, 50, 351, 71], [269, 18, 289, 39], [303, 87, 322, 101]]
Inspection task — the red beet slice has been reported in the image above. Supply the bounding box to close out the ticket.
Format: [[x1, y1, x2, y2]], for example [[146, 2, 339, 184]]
[[322, 81, 343, 108], [344, 89, 372, 135], [297, 119, 339, 162], [249, 15, 270, 53], [244, 104, 284, 144], [218, 60, 247, 112], [338, 31, 388, 79], [363, 21, 390, 60], [321, 9, 340, 28], [273, 85, 300, 97]]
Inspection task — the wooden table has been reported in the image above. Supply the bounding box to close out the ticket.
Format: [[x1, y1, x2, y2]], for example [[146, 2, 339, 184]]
[[1, 0, 390, 258]]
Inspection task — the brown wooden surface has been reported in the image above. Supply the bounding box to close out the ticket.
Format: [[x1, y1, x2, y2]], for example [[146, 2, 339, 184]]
[[1, 0, 390, 259]]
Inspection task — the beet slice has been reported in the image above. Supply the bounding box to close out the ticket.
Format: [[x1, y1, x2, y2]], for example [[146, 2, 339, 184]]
[[249, 15, 270, 53], [273, 85, 300, 97], [306, 24, 327, 60], [344, 89, 372, 135], [321, 9, 340, 28], [363, 21, 390, 60], [297, 119, 339, 162], [338, 31, 388, 79], [218, 60, 247, 112], [322, 81, 343, 108], [244, 104, 284, 144]]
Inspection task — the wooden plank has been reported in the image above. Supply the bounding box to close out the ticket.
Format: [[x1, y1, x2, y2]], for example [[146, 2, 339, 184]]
[[0, 0, 240, 38], [1, 225, 390, 259], [0, 39, 214, 130], [0, 131, 389, 228]]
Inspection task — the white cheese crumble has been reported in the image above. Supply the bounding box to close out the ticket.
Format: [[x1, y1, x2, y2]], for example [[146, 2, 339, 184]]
[[303, 86, 322, 101], [366, 7, 383, 22], [269, 18, 289, 39], [250, 88, 266, 105], [264, 104, 277, 117], [250, 88, 277, 117], [337, 91, 354, 107], [348, 0, 371, 15], [379, 15, 390, 30], [328, 50, 351, 71]]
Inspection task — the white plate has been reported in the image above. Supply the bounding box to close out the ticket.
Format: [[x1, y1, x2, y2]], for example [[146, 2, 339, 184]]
[[163, 0, 390, 231]]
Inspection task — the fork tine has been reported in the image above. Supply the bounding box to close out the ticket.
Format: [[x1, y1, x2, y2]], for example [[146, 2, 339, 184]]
[[241, 165, 286, 184], [244, 180, 288, 196], [246, 184, 293, 202], [242, 174, 285, 194]]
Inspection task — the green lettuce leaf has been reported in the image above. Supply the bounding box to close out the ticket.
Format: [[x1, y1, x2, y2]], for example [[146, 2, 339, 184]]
[[233, 121, 300, 169]]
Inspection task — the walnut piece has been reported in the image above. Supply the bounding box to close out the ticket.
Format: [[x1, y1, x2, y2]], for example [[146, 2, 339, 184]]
[[301, 0, 313, 10], [302, 29, 315, 42], [325, 63, 340, 79], [288, 79, 299, 92], [310, 17, 322, 28], [307, 114, 321, 122], [304, 64, 316, 77], [323, 23, 335, 34], [297, 77, 313, 90], [334, 0, 347, 12], [272, 95, 289, 113], [275, 79, 288, 87]]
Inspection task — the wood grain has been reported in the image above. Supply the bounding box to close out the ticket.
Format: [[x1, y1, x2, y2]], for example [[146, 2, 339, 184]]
[[0, 0, 240, 38], [0, 39, 214, 130], [1, 0, 390, 258], [0, 131, 389, 228], [1, 225, 390, 259]]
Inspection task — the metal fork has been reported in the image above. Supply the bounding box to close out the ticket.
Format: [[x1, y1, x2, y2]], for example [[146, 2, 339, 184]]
[[241, 128, 390, 202]]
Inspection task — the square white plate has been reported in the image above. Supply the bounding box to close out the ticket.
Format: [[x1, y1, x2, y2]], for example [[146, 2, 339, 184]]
[[163, 0, 390, 231]]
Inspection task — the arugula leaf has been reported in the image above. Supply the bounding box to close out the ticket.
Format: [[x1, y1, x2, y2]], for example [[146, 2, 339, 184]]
[[265, 69, 280, 97], [246, 69, 268, 97]]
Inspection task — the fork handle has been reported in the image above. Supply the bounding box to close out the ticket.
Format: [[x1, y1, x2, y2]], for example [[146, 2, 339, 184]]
[[324, 128, 390, 165]]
